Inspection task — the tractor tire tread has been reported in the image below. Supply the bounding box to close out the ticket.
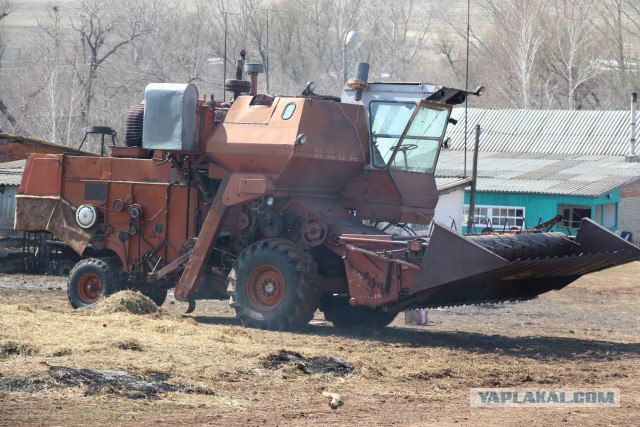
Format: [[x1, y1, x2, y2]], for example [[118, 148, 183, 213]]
[[230, 239, 320, 331], [67, 258, 120, 309]]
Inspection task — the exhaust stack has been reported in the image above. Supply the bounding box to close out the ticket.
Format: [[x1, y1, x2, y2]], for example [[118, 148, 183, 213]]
[[245, 63, 265, 96]]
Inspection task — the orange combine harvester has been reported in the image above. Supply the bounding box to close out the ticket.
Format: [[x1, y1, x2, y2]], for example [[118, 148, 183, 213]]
[[14, 55, 640, 330]]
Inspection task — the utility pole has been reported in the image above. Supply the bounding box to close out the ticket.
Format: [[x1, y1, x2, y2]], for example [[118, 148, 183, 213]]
[[467, 124, 481, 234], [259, 8, 283, 94], [223, 8, 228, 102], [265, 9, 269, 93], [221, 5, 239, 103]]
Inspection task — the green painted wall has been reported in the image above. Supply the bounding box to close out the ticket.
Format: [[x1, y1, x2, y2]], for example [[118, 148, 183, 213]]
[[462, 190, 621, 233]]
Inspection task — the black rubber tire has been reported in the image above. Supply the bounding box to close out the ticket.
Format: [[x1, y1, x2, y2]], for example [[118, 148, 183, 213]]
[[56, 259, 76, 277], [67, 258, 120, 309], [228, 239, 320, 330], [320, 295, 397, 329], [141, 288, 168, 307], [124, 104, 144, 147]]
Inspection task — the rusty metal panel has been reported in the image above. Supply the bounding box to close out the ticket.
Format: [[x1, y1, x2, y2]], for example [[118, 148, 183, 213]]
[[109, 158, 174, 182], [223, 95, 280, 124], [14, 196, 93, 254], [22, 156, 62, 196], [175, 175, 230, 302], [572, 218, 640, 257], [0, 134, 92, 163], [63, 156, 111, 181], [207, 97, 369, 190], [415, 222, 509, 292], [222, 174, 274, 206]]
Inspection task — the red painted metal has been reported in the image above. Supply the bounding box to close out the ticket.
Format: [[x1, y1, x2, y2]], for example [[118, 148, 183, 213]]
[[77, 273, 102, 303], [174, 176, 230, 302], [246, 264, 285, 311]]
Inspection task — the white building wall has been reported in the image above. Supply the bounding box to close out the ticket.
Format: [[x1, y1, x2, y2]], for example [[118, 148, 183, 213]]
[[603, 204, 616, 228], [433, 189, 465, 231]]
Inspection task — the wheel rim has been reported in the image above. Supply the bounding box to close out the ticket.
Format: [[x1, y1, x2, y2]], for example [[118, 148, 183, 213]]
[[77, 273, 103, 303], [246, 265, 285, 311]]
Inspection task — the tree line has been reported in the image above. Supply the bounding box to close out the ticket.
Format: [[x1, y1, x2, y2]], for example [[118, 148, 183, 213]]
[[0, 0, 638, 150]]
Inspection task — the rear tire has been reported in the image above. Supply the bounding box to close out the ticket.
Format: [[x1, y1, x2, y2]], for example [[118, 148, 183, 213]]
[[320, 295, 397, 329], [229, 239, 320, 330], [55, 259, 76, 277], [67, 258, 119, 309]]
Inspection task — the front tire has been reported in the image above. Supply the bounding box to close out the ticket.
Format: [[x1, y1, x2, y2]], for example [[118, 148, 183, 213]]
[[67, 258, 119, 308], [229, 239, 320, 330]]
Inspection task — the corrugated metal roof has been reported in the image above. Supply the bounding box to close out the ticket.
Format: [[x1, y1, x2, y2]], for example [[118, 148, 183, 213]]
[[436, 150, 640, 196], [0, 159, 25, 186], [446, 108, 633, 156]]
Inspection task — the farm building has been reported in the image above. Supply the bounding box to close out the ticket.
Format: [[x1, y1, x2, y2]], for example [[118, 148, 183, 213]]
[[439, 108, 640, 245], [0, 160, 24, 238]]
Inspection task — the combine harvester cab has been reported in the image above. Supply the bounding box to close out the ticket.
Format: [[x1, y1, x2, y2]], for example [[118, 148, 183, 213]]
[[13, 56, 640, 330]]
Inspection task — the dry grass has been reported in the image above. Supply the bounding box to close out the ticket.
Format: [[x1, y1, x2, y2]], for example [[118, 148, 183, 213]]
[[0, 263, 639, 425], [88, 290, 159, 316]]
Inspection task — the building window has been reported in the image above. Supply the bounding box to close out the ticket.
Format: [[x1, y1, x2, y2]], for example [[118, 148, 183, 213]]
[[559, 205, 591, 228], [463, 205, 525, 229]]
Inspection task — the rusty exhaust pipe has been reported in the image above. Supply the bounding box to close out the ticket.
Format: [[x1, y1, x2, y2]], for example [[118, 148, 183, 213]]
[[245, 63, 264, 96]]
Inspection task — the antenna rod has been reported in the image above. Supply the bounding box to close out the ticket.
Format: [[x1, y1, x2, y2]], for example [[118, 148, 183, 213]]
[[464, 0, 471, 177], [223, 8, 228, 102]]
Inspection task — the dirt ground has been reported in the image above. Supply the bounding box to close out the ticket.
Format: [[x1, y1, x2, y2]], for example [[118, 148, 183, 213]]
[[0, 262, 639, 426]]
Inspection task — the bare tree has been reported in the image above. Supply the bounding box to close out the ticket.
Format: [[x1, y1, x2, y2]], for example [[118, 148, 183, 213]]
[[546, 0, 602, 109], [623, 0, 640, 31], [477, 0, 548, 108], [69, 0, 161, 122], [366, 0, 433, 80], [30, 6, 85, 143], [0, 0, 17, 128]]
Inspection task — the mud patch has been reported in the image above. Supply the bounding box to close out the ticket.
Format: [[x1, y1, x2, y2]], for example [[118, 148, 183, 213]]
[[90, 291, 158, 316], [263, 350, 353, 376], [0, 367, 209, 399]]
